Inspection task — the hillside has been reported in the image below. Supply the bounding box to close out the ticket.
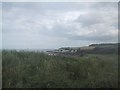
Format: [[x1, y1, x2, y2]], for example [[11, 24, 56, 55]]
[[57, 43, 119, 55], [2, 43, 119, 88]]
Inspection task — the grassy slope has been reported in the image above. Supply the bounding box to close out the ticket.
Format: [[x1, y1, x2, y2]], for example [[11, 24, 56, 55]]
[[2, 50, 118, 88]]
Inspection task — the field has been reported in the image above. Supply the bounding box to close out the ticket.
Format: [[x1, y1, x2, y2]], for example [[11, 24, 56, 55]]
[[2, 50, 118, 88]]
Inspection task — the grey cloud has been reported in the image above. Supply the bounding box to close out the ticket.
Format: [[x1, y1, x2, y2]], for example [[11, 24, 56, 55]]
[[2, 2, 118, 49], [75, 13, 102, 27], [91, 2, 118, 10], [70, 33, 117, 42], [74, 2, 118, 28]]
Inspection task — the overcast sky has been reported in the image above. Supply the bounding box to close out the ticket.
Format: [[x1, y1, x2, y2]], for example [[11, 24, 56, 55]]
[[2, 2, 118, 49]]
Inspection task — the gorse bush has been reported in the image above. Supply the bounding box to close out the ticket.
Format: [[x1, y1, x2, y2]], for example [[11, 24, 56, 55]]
[[2, 50, 118, 88]]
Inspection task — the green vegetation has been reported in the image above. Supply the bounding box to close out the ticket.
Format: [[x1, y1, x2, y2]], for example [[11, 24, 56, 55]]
[[2, 50, 118, 88]]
